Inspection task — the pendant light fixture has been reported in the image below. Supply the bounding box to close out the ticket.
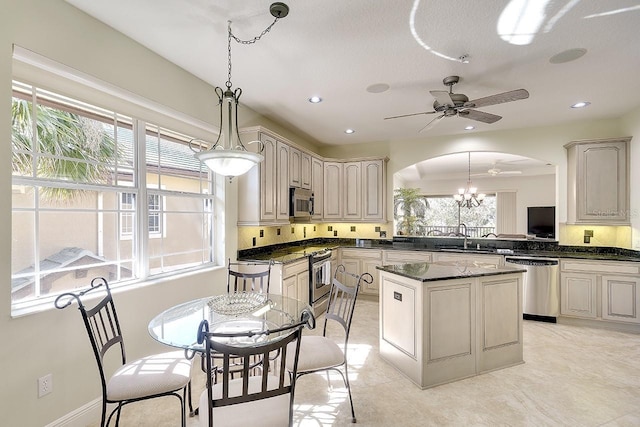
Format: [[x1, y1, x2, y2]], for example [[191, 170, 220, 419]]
[[191, 2, 290, 180], [453, 152, 486, 208]]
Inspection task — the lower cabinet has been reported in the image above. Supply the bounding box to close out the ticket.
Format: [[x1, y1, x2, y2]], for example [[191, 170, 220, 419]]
[[281, 259, 309, 303], [560, 272, 597, 318], [560, 260, 640, 326], [339, 248, 382, 295], [601, 275, 640, 324]]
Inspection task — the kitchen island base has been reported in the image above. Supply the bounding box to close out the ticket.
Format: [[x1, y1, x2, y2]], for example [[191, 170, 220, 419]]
[[378, 264, 524, 390]]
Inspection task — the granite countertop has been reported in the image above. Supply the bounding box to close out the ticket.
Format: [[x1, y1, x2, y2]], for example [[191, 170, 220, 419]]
[[238, 238, 640, 264], [377, 261, 527, 282]]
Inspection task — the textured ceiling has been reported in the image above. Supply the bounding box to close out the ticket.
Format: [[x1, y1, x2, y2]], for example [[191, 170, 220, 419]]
[[65, 0, 640, 157]]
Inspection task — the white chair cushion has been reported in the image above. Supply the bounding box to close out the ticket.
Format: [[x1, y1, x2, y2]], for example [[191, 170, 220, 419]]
[[198, 375, 291, 427], [107, 351, 192, 401], [285, 335, 344, 373]]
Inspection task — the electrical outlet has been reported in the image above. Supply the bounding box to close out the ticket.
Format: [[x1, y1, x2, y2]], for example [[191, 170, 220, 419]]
[[38, 373, 53, 398]]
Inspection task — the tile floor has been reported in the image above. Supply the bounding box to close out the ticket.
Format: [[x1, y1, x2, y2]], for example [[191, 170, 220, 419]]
[[108, 298, 640, 426]]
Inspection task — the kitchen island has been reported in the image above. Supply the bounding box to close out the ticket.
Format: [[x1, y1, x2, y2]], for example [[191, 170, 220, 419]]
[[377, 260, 526, 389]]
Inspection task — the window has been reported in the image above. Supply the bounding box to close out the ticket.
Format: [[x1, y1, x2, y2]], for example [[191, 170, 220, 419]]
[[422, 195, 496, 237], [11, 81, 215, 312]]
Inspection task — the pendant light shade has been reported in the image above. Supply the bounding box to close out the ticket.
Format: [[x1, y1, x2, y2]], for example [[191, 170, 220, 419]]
[[192, 3, 289, 180]]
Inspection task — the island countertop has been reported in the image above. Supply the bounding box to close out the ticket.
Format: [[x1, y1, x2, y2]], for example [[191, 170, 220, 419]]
[[376, 260, 527, 282]]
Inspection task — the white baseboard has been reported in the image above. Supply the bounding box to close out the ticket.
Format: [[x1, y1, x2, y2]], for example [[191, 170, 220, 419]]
[[45, 398, 101, 427]]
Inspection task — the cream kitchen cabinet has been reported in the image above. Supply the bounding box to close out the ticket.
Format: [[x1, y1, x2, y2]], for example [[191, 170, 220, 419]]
[[301, 152, 312, 190], [311, 156, 323, 221], [362, 159, 385, 221], [323, 158, 386, 222], [276, 141, 291, 221], [237, 128, 281, 225], [560, 259, 640, 326], [282, 258, 309, 303], [601, 274, 640, 324], [565, 137, 631, 224], [339, 248, 383, 296], [560, 272, 598, 318], [323, 161, 342, 220], [289, 146, 301, 188], [343, 162, 362, 220]]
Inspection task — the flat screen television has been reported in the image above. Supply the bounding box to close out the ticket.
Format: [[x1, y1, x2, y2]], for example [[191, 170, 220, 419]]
[[527, 206, 555, 238]]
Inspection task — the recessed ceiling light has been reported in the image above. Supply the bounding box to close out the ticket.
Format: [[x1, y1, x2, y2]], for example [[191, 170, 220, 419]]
[[308, 96, 322, 103], [571, 101, 591, 108], [344, 129, 355, 134], [464, 125, 475, 130]]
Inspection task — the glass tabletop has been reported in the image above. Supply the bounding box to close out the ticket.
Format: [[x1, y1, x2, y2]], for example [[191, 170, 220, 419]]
[[148, 292, 314, 351]]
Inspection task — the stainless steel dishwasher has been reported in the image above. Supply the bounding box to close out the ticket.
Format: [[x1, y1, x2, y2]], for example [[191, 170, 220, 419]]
[[505, 257, 560, 322]]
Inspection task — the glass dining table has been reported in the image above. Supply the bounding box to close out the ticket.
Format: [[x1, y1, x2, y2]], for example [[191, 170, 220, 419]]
[[148, 292, 315, 351]]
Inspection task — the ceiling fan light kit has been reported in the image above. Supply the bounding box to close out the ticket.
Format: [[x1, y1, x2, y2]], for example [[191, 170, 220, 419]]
[[191, 2, 289, 180], [385, 75, 530, 132]]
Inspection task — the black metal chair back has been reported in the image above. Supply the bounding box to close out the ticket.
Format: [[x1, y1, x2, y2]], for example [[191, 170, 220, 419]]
[[197, 320, 303, 427], [55, 277, 189, 427], [323, 265, 372, 347], [227, 259, 273, 293]]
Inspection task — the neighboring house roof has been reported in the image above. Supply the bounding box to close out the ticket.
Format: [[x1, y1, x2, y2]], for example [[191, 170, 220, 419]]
[[111, 124, 205, 173], [11, 247, 125, 293]]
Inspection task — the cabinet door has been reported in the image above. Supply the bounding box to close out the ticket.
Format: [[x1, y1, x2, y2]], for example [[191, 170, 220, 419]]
[[362, 159, 385, 221], [362, 259, 382, 295], [259, 134, 278, 221], [323, 162, 342, 219], [560, 272, 597, 318], [297, 270, 310, 306], [601, 275, 640, 323], [566, 138, 630, 224], [283, 275, 297, 300], [343, 162, 362, 220], [301, 152, 312, 190], [289, 146, 302, 188], [276, 141, 290, 221], [311, 156, 323, 220]]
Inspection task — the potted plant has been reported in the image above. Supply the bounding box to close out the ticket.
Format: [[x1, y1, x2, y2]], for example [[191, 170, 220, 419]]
[[393, 188, 428, 236]]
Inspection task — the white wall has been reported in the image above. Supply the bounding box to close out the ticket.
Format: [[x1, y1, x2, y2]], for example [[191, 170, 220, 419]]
[[407, 174, 556, 235]]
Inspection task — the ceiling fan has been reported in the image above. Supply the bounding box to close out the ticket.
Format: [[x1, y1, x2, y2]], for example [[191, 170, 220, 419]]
[[384, 76, 529, 132], [471, 161, 523, 177]]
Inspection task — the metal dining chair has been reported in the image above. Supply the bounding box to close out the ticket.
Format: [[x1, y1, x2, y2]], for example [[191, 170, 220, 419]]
[[55, 277, 192, 427], [285, 264, 373, 423], [196, 319, 304, 427]]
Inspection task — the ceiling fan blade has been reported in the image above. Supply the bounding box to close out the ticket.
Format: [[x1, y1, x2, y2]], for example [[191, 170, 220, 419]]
[[465, 89, 529, 108], [384, 111, 437, 120], [430, 90, 454, 107], [418, 114, 444, 133], [500, 170, 522, 175], [459, 109, 502, 124]]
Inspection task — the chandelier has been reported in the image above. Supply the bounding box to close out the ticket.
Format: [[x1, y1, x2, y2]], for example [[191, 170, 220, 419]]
[[453, 152, 486, 208], [192, 3, 290, 180]]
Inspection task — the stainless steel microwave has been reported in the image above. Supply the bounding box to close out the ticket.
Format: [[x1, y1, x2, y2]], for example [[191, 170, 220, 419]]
[[290, 187, 314, 221]]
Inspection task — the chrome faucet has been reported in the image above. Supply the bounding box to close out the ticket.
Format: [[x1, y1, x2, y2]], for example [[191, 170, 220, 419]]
[[458, 223, 468, 249]]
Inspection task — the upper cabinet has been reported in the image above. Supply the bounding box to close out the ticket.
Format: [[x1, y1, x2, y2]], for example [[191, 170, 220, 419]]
[[565, 137, 631, 225], [238, 126, 387, 225], [237, 127, 291, 225], [311, 156, 324, 221], [324, 158, 387, 222]]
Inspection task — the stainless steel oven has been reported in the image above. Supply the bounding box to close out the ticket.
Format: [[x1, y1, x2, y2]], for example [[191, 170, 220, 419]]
[[309, 249, 332, 316]]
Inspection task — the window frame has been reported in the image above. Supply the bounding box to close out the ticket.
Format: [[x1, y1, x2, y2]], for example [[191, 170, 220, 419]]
[[10, 78, 220, 316]]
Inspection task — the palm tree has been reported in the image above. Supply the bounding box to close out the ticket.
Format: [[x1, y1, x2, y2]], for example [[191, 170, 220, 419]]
[[11, 97, 119, 202], [394, 188, 429, 236]]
